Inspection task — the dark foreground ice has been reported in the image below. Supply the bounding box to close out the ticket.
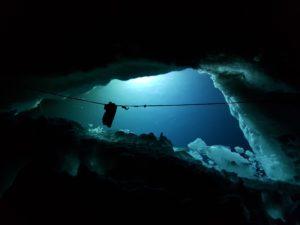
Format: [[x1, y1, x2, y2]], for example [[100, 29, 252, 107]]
[[0, 113, 299, 224]]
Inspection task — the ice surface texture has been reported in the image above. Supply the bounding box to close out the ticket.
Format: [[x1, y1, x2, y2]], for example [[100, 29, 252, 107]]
[[201, 60, 300, 183]]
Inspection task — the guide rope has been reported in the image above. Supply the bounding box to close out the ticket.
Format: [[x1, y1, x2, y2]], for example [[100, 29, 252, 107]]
[[27, 88, 297, 110]]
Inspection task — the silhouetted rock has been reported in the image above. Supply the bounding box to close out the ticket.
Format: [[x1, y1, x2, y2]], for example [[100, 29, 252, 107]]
[[0, 113, 299, 225]]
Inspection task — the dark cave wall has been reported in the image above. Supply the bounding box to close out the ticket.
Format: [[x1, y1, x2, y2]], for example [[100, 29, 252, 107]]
[[1, 0, 300, 86], [1, 113, 300, 225], [1, 0, 300, 108]]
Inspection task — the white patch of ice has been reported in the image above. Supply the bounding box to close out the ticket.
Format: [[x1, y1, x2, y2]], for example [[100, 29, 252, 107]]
[[234, 146, 245, 154], [88, 126, 104, 136], [187, 138, 258, 179]]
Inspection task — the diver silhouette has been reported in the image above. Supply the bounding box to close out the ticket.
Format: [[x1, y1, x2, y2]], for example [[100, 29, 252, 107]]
[[102, 102, 117, 127]]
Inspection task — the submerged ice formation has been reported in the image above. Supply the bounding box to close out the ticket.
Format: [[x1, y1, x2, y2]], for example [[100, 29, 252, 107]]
[[186, 138, 263, 179], [200, 60, 300, 183]]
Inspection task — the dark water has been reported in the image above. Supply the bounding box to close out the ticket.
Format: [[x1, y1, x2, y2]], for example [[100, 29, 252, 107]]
[[40, 69, 250, 149]]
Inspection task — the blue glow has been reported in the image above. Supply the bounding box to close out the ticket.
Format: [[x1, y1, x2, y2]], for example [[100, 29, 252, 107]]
[[40, 69, 250, 148]]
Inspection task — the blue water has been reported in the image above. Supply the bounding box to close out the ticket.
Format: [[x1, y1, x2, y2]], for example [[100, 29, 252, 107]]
[[41, 69, 250, 149]]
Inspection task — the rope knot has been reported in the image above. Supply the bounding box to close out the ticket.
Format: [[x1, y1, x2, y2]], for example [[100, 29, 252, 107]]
[[121, 105, 129, 110]]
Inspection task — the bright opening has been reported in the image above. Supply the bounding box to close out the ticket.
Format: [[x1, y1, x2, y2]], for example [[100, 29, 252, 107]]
[[38, 69, 250, 149]]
